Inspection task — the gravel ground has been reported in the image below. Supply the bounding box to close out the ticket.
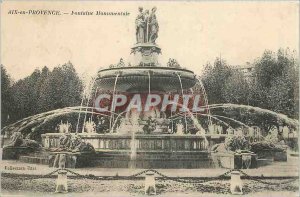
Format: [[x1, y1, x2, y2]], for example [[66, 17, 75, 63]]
[[1, 176, 299, 196]]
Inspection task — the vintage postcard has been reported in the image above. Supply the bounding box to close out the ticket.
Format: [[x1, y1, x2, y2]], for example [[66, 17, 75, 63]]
[[0, 1, 299, 196]]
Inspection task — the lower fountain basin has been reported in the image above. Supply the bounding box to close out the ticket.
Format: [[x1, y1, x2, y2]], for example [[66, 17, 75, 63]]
[[40, 133, 223, 168]]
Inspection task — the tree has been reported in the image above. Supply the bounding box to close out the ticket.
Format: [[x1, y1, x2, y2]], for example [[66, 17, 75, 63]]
[[201, 48, 298, 134], [6, 62, 83, 123], [1, 65, 13, 126], [38, 62, 82, 112], [222, 70, 250, 105], [11, 69, 42, 120], [202, 58, 234, 104], [253, 48, 299, 118]]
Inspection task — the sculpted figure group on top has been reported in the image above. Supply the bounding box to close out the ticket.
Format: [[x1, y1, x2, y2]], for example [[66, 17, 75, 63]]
[[136, 7, 159, 44]]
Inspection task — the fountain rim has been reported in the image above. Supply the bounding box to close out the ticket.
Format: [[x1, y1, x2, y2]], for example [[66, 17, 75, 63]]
[[97, 66, 195, 74], [41, 133, 229, 138]]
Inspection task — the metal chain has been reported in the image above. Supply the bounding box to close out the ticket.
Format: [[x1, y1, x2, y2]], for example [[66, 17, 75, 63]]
[[1, 169, 60, 180], [2, 168, 298, 186], [129, 169, 152, 178], [238, 170, 298, 186], [43, 168, 61, 177], [64, 168, 85, 177], [218, 169, 234, 178], [148, 169, 226, 184]]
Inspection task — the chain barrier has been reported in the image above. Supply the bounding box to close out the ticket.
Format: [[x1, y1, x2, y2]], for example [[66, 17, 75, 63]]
[[238, 170, 298, 186], [1, 168, 60, 180], [2, 168, 298, 186], [150, 169, 213, 184], [129, 169, 152, 178], [127, 169, 230, 184], [64, 168, 85, 177], [43, 168, 61, 177], [218, 169, 234, 178]]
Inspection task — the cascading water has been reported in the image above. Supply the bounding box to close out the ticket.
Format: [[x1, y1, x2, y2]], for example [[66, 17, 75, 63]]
[[82, 76, 97, 133], [207, 103, 298, 128], [109, 74, 119, 131], [76, 88, 87, 134], [58, 121, 71, 133], [84, 118, 96, 133], [195, 76, 212, 126], [148, 71, 151, 94], [129, 129, 137, 168], [76, 74, 97, 134], [90, 87, 99, 122], [169, 101, 209, 147], [1, 106, 112, 136], [212, 114, 251, 129], [4, 101, 298, 140], [176, 72, 188, 133]]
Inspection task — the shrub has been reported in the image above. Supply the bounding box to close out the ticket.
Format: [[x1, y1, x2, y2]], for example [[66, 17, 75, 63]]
[[224, 135, 250, 152], [250, 141, 285, 153]]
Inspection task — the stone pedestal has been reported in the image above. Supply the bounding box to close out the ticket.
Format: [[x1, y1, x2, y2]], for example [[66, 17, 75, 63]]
[[145, 171, 156, 195], [55, 170, 68, 193], [130, 43, 161, 66], [230, 171, 243, 195], [211, 151, 257, 169]]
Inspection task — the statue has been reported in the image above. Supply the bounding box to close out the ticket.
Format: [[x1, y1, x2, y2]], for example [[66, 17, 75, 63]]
[[5, 131, 23, 147], [49, 134, 95, 168], [70, 135, 95, 152], [167, 58, 181, 68], [176, 120, 184, 135], [58, 133, 72, 150], [116, 58, 125, 67], [143, 116, 156, 134], [96, 116, 109, 133], [2, 131, 41, 159], [4, 131, 40, 149], [135, 7, 145, 43], [135, 7, 159, 44], [148, 7, 159, 43], [144, 10, 150, 42]]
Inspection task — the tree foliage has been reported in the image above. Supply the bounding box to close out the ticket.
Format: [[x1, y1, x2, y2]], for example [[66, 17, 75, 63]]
[[252, 49, 299, 118], [202, 48, 299, 120], [2, 62, 83, 124], [38, 62, 82, 111], [202, 58, 234, 104], [1, 65, 13, 126]]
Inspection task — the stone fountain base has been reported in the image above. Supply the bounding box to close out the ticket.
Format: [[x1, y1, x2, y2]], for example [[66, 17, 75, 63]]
[[18, 150, 96, 168], [2, 146, 36, 160], [92, 150, 212, 168], [5, 133, 270, 169], [37, 133, 221, 168]]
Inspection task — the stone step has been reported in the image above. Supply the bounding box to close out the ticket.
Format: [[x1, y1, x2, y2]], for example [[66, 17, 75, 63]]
[[27, 150, 51, 157], [257, 158, 273, 167], [19, 155, 49, 165]]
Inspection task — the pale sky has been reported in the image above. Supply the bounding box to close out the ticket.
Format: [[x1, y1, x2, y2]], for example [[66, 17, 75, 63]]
[[1, 1, 299, 80]]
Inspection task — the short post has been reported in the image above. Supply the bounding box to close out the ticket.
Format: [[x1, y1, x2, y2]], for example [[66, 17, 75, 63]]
[[55, 170, 68, 193], [230, 170, 243, 195], [241, 153, 252, 169], [44, 136, 50, 149], [145, 171, 156, 195]]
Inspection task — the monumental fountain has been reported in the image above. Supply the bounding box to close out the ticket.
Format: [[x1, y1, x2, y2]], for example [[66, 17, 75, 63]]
[[1, 7, 298, 169], [40, 6, 215, 168]]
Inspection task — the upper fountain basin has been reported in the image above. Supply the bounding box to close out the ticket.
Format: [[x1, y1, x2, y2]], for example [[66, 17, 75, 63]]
[[96, 67, 196, 92]]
